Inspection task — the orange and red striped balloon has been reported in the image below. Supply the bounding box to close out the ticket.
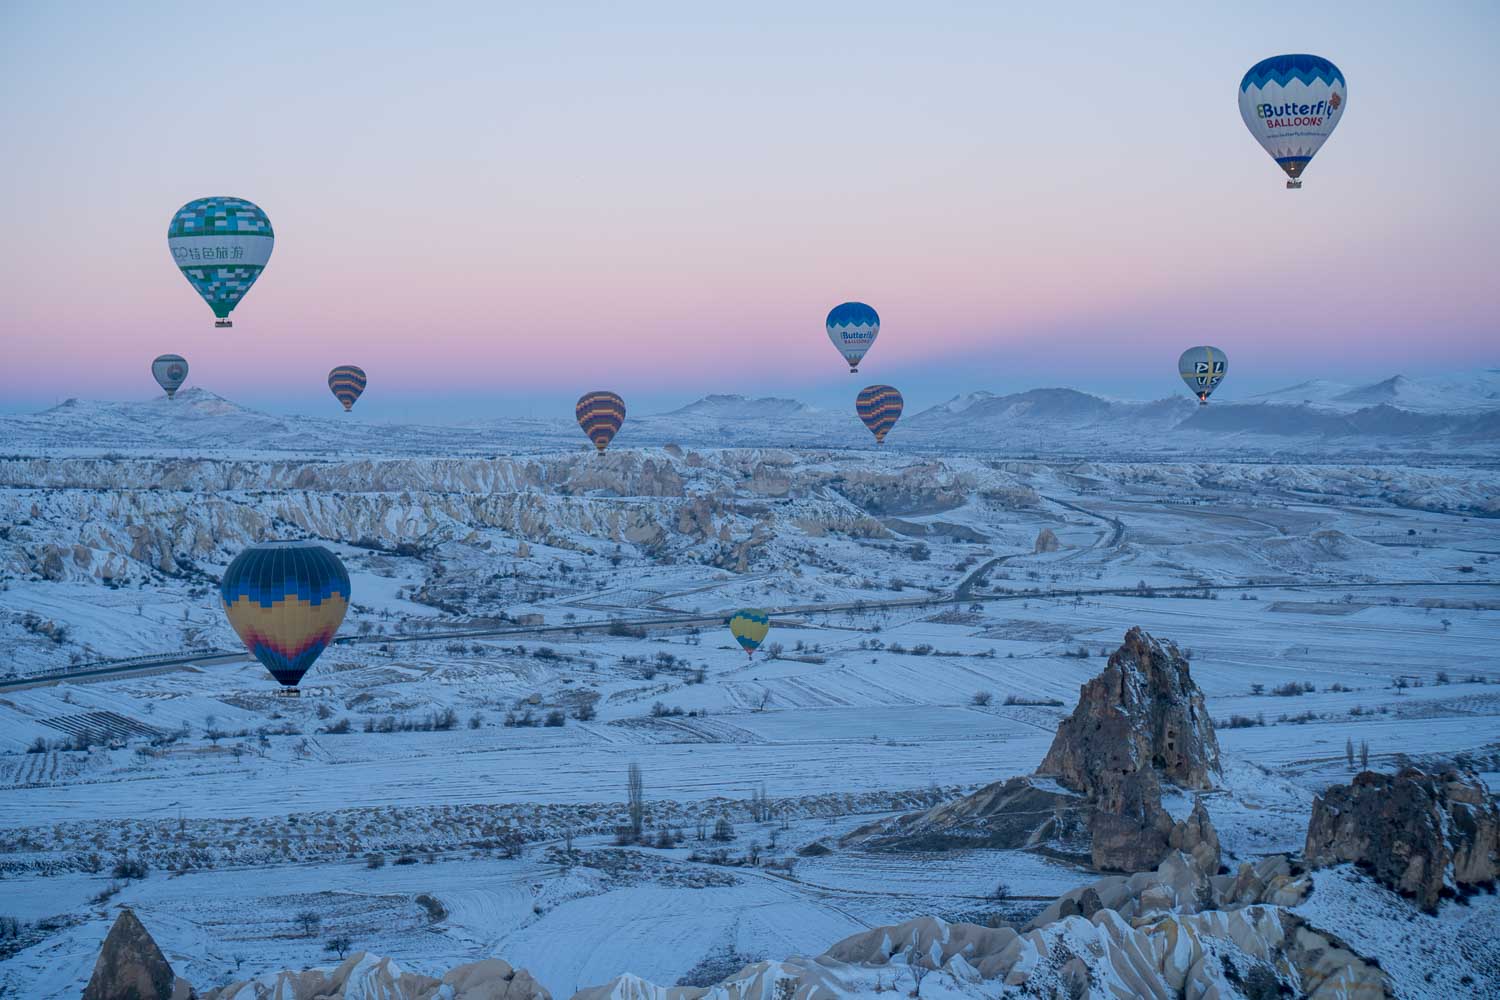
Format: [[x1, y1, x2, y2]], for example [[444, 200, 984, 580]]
[[576, 391, 626, 453], [856, 385, 903, 444], [328, 365, 367, 411]]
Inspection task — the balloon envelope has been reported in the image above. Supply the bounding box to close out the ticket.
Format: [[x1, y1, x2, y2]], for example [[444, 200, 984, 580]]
[[727, 609, 770, 656], [826, 302, 879, 372], [221, 541, 350, 689], [1178, 346, 1227, 403], [856, 385, 903, 444], [576, 391, 626, 452], [167, 197, 274, 325], [1239, 55, 1346, 187], [151, 354, 189, 399], [328, 366, 367, 411]]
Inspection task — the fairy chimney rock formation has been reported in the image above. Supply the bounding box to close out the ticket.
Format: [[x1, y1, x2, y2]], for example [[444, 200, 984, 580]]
[[82, 908, 193, 1000], [1037, 627, 1221, 871], [1039, 626, 1221, 794]]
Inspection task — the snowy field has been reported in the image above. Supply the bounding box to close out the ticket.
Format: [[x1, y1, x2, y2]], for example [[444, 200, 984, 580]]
[[1, 398, 1498, 997]]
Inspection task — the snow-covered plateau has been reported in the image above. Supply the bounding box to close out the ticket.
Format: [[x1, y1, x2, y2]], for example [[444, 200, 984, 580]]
[[1, 378, 1497, 999]]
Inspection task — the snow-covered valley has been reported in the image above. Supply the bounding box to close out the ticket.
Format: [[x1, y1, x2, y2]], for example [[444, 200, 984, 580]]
[[1, 383, 1497, 999]]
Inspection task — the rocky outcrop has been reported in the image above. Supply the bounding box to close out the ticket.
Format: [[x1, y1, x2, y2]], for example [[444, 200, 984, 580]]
[[1304, 766, 1500, 912], [675, 906, 1386, 1000], [203, 952, 551, 1000], [114, 865, 1385, 1000], [846, 629, 1223, 873], [82, 908, 193, 1000], [1039, 627, 1220, 794], [1028, 851, 1311, 930], [1038, 627, 1221, 871]]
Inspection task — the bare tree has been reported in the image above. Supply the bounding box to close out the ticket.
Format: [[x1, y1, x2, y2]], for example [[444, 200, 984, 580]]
[[1359, 740, 1369, 770], [1345, 737, 1354, 770], [324, 934, 353, 959], [294, 910, 322, 937], [627, 763, 645, 842]]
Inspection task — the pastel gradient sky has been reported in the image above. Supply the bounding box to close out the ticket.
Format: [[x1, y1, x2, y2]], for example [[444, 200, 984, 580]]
[[2, 1, 1497, 421]]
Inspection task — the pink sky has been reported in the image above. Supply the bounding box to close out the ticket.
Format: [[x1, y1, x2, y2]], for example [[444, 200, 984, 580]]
[[2, 3, 1496, 418]]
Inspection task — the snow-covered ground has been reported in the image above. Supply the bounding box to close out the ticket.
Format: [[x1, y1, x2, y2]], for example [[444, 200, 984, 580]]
[[1, 388, 1497, 998]]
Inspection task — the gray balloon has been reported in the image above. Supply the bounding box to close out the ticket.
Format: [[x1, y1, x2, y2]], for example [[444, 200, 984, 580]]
[[1178, 346, 1226, 404], [152, 354, 189, 399]]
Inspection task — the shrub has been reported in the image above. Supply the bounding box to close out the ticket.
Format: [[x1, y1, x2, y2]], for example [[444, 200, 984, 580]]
[[89, 882, 123, 905], [573, 703, 597, 722], [971, 690, 993, 707], [544, 709, 566, 727], [415, 893, 447, 922], [365, 853, 386, 869], [112, 857, 148, 880], [324, 718, 352, 735], [1270, 682, 1305, 697], [468, 712, 484, 729]]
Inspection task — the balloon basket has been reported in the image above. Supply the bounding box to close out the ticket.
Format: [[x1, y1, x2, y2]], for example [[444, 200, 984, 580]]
[[215, 319, 233, 328], [276, 687, 301, 698], [1286, 180, 1302, 189]]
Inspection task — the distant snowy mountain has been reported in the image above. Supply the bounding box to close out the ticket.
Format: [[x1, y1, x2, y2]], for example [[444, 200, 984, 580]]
[[906, 388, 1195, 437], [663, 394, 812, 419], [1250, 370, 1500, 413], [2, 372, 1496, 457]]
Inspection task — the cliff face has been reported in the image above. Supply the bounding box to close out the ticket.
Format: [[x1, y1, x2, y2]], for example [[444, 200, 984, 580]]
[[1304, 766, 1500, 912]]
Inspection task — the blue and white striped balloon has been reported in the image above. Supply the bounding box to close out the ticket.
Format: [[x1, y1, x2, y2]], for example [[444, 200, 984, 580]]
[[826, 302, 880, 373], [1239, 55, 1346, 189]]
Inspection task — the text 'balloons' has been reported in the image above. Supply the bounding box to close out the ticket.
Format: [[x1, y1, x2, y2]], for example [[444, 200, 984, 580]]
[[826, 302, 879, 373], [1239, 54, 1346, 189]]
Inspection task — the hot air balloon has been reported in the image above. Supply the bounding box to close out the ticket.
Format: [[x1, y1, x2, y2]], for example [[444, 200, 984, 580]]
[[167, 197, 274, 327], [856, 385, 903, 444], [1179, 347, 1227, 404], [328, 366, 367, 411], [151, 354, 189, 399], [221, 540, 350, 694], [1239, 54, 1346, 189], [727, 609, 770, 659], [826, 302, 879, 373], [576, 391, 626, 453]]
